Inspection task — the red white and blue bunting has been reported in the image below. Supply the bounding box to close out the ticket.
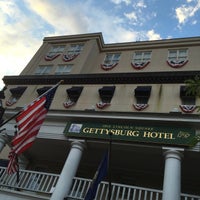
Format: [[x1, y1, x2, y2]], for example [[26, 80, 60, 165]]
[[179, 105, 196, 113], [131, 61, 150, 70], [133, 103, 148, 111], [62, 54, 79, 62], [101, 63, 118, 71], [44, 53, 61, 61], [96, 102, 110, 109], [167, 60, 188, 68], [6, 98, 17, 107], [63, 99, 76, 108]]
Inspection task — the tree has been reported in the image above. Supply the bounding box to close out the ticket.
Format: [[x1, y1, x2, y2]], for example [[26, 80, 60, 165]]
[[185, 76, 200, 111]]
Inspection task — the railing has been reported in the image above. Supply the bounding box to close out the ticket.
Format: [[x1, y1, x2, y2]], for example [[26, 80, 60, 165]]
[[0, 167, 59, 194], [0, 167, 200, 200], [67, 177, 200, 200]]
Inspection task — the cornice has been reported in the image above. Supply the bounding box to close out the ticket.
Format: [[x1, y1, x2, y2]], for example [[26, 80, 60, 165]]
[[2, 71, 200, 85], [43, 32, 200, 52]]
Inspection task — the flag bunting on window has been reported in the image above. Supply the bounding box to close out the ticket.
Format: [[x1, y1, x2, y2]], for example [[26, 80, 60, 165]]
[[133, 103, 148, 111], [179, 104, 196, 113], [167, 60, 188, 68]]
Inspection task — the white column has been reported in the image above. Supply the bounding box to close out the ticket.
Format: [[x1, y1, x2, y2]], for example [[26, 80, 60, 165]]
[[50, 140, 85, 200], [162, 148, 183, 200]]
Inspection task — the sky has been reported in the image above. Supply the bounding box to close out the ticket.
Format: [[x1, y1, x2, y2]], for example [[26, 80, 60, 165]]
[[0, 0, 200, 89]]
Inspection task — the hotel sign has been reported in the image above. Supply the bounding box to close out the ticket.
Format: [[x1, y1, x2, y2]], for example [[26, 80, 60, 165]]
[[64, 122, 198, 147]]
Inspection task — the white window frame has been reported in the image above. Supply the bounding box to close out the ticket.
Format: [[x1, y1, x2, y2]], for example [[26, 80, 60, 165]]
[[35, 65, 53, 75], [133, 51, 151, 64], [67, 44, 84, 55], [168, 49, 188, 62], [48, 45, 65, 56], [103, 53, 121, 65], [55, 64, 73, 74]]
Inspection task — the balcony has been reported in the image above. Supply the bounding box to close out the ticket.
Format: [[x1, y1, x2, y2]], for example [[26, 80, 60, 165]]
[[0, 167, 200, 200]]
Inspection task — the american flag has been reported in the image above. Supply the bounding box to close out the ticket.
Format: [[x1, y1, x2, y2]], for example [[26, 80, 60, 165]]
[[7, 85, 58, 174]]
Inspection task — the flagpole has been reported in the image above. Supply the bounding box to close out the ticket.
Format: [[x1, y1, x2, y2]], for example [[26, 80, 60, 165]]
[[108, 132, 112, 200], [0, 80, 64, 128]]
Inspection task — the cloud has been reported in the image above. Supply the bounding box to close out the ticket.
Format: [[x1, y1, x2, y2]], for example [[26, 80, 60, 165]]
[[0, 0, 44, 88], [175, 0, 200, 24], [110, 0, 131, 5], [124, 12, 138, 22], [147, 30, 161, 40]]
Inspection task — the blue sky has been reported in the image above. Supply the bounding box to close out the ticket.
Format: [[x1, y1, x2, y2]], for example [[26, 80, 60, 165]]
[[0, 0, 200, 88]]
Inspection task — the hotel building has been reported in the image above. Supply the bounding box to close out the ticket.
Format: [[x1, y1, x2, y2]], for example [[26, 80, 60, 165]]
[[0, 32, 200, 200]]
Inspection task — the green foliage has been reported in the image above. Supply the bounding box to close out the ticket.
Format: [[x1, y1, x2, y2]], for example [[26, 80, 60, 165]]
[[185, 76, 200, 97]]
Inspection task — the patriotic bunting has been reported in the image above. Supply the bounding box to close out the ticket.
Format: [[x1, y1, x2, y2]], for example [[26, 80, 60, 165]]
[[167, 60, 188, 68], [62, 54, 79, 62], [44, 53, 60, 61], [179, 105, 196, 113], [63, 99, 76, 108], [131, 61, 150, 70], [96, 102, 110, 109], [133, 104, 148, 111], [101, 63, 118, 70]]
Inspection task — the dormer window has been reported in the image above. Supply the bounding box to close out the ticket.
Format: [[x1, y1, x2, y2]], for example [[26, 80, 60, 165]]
[[63, 44, 84, 62], [179, 86, 196, 113], [63, 87, 83, 108], [96, 86, 115, 109], [131, 51, 151, 70], [6, 86, 27, 106], [133, 86, 151, 111], [101, 53, 120, 70], [45, 45, 65, 61], [167, 49, 188, 68]]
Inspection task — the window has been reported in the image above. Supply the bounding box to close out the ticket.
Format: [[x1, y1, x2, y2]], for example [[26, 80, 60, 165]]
[[168, 49, 187, 61], [167, 49, 188, 68], [104, 53, 120, 65], [35, 65, 53, 75], [45, 45, 65, 61], [133, 51, 151, 63], [48, 45, 65, 56], [6, 86, 27, 106], [96, 86, 116, 109], [62, 44, 84, 62], [67, 44, 84, 55], [101, 53, 120, 70], [132, 51, 151, 69], [133, 86, 151, 111], [63, 87, 83, 108], [179, 86, 196, 113], [55, 64, 73, 74]]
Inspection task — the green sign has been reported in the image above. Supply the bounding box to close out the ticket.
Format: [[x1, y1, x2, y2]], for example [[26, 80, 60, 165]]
[[64, 122, 198, 147]]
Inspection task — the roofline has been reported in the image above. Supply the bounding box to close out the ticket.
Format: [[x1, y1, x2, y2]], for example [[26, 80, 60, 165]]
[[42, 32, 200, 51]]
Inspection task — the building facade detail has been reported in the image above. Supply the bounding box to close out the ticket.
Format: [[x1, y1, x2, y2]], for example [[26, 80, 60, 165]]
[[1, 33, 200, 200]]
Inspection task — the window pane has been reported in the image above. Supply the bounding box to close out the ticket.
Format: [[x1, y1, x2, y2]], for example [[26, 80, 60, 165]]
[[35, 66, 52, 75], [55, 65, 73, 74], [133, 51, 151, 63], [104, 53, 120, 64], [67, 44, 84, 55], [48, 45, 65, 55], [168, 50, 177, 59]]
